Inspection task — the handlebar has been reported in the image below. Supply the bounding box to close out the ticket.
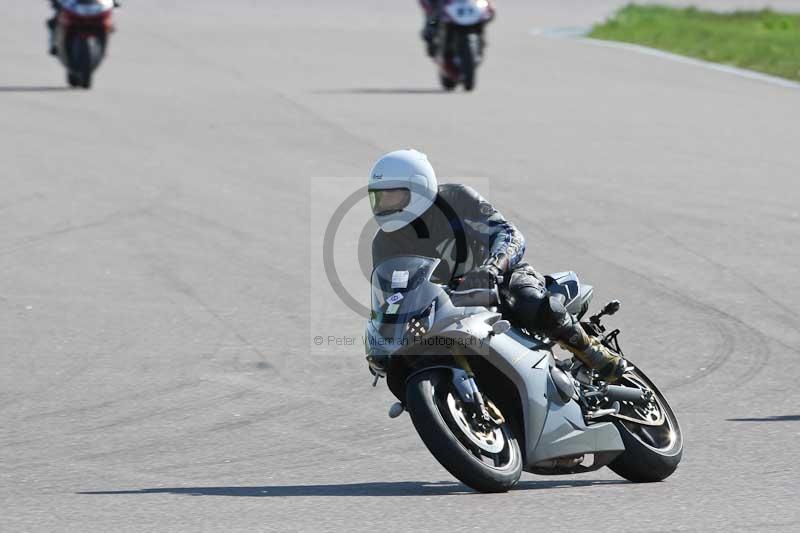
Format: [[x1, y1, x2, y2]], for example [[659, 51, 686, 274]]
[[448, 286, 500, 307]]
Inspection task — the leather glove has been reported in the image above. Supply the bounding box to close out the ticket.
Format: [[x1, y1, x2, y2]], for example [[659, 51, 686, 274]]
[[460, 264, 501, 290]]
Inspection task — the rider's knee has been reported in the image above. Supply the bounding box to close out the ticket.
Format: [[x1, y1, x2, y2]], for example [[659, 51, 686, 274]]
[[504, 283, 545, 331], [506, 280, 577, 339]]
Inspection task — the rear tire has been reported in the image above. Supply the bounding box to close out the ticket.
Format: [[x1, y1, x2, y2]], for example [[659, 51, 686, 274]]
[[406, 369, 522, 492], [607, 364, 683, 482]]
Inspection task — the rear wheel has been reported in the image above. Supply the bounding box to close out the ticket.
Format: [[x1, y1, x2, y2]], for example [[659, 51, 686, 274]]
[[607, 364, 683, 482], [405, 369, 522, 492]]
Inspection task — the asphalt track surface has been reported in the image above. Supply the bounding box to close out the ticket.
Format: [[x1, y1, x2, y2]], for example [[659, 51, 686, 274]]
[[2, 1, 799, 531]]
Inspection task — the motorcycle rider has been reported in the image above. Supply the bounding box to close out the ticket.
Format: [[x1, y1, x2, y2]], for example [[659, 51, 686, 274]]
[[46, 0, 61, 55], [419, 0, 443, 57], [418, 1, 494, 57], [368, 149, 626, 382], [46, 0, 119, 55]]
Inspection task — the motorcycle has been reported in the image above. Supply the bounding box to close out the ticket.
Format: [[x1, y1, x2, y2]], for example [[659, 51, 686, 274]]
[[432, 0, 494, 91], [366, 256, 683, 492], [52, 0, 116, 89]]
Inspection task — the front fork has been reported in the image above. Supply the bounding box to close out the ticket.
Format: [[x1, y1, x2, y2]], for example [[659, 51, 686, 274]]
[[436, 25, 483, 72], [452, 353, 502, 426]]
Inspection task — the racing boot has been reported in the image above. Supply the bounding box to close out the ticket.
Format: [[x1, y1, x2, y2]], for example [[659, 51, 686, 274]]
[[558, 324, 626, 383], [543, 294, 626, 382]]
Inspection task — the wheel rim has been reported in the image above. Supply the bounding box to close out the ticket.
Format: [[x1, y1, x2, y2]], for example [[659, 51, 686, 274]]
[[445, 393, 505, 453], [613, 370, 681, 453], [434, 387, 516, 469]]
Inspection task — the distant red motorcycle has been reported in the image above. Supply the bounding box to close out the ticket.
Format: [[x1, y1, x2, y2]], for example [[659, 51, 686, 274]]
[[52, 0, 116, 89]]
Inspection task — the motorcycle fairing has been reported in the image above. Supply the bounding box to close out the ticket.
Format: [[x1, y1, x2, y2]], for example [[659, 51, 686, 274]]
[[442, 0, 493, 26], [58, 0, 115, 17], [367, 255, 623, 470], [433, 312, 624, 469]]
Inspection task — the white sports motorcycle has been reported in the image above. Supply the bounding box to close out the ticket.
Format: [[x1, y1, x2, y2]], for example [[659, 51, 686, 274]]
[[432, 0, 495, 91], [366, 256, 683, 492]]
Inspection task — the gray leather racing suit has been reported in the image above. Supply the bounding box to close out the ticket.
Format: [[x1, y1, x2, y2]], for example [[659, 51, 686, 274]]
[[372, 183, 524, 283]]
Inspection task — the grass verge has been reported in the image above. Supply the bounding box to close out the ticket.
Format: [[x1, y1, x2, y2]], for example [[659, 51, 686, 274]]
[[589, 4, 800, 81]]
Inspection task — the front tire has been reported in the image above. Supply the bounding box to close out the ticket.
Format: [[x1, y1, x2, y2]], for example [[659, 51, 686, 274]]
[[439, 74, 457, 91], [456, 33, 476, 91], [68, 35, 100, 90], [405, 369, 522, 492], [607, 364, 683, 482]]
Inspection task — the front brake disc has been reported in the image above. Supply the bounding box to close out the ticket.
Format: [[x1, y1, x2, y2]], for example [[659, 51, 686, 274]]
[[446, 394, 505, 453]]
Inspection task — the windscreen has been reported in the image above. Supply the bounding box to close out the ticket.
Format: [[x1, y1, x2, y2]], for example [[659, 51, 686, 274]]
[[371, 256, 442, 321], [369, 256, 444, 351]]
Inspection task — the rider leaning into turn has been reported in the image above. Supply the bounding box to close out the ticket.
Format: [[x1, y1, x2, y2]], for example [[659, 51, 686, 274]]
[[367, 149, 626, 383]]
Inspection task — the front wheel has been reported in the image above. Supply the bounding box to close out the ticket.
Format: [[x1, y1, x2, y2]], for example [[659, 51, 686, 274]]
[[607, 364, 683, 482], [405, 369, 522, 492], [79, 70, 92, 89], [68, 35, 100, 90], [439, 74, 457, 91], [456, 33, 476, 91]]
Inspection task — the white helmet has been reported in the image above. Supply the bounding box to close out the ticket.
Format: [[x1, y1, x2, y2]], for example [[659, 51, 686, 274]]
[[368, 149, 438, 232]]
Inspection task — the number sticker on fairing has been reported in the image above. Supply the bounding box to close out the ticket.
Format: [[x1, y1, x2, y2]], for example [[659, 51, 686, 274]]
[[387, 293, 404, 305], [391, 270, 409, 289]]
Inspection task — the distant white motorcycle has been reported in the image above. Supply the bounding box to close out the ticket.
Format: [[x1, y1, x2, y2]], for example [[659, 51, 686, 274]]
[[432, 0, 495, 91]]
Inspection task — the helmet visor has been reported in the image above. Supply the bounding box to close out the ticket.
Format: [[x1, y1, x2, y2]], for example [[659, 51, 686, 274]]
[[369, 188, 411, 216]]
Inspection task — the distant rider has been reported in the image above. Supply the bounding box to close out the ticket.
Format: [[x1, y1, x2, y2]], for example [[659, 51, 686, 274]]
[[47, 0, 120, 55], [419, 1, 443, 57], [46, 0, 61, 55], [418, 1, 494, 57], [367, 149, 627, 382]]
